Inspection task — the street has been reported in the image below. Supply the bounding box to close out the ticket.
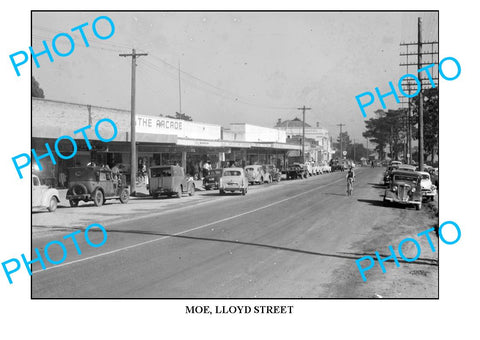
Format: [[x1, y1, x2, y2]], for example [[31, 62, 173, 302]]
[[32, 167, 438, 298]]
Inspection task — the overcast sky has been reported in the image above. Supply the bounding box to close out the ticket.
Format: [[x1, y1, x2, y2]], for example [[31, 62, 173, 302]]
[[32, 11, 438, 143]]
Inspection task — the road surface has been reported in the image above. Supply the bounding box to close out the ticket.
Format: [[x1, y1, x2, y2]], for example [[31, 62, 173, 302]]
[[31, 167, 438, 298]]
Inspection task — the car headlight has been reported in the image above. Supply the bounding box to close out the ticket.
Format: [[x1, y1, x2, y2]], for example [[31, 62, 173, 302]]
[[411, 188, 416, 193], [392, 186, 398, 192]]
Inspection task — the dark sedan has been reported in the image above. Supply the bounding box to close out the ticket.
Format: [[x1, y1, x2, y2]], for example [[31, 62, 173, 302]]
[[203, 169, 223, 190]]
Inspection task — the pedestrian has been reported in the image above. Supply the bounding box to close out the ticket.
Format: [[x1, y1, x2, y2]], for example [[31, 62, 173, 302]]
[[58, 171, 67, 188], [202, 161, 210, 178], [346, 167, 355, 196]]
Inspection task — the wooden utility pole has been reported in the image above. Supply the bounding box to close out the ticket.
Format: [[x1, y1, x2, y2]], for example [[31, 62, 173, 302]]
[[297, 106, 311, 160], [399, 17, 438, 167], [353, 138, 356, 162], [178, 61, 182, 115], [337, 123, 346, 158], [417, 17, 425, 171], [119, 49, 148, 195]]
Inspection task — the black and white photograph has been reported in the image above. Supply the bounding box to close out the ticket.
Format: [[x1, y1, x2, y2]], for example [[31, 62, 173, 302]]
[[29, 10, 440, 298], [1, 1, 478, 339]]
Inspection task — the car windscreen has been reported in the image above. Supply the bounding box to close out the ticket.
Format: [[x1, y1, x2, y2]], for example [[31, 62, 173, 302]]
[[393, 175, 418, 182], [150, 168, 172, 177], [223, 170, 241, 176], [421, 174, 430, 180], [245, 168, 254, 172]]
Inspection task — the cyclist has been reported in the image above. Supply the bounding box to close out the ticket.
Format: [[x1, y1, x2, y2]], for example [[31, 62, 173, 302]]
[[346, 167, 355, 196]]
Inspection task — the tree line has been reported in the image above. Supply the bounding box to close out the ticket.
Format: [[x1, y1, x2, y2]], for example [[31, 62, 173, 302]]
[[362, 87, 438, 164]]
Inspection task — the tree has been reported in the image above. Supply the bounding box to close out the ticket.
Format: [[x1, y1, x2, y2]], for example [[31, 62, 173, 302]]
[[32, 76, 45, 98], [411, 87, 439, 163], [166, 112, 193, 121], [363, 108, 407, 161], [333, 131, 352, 159]]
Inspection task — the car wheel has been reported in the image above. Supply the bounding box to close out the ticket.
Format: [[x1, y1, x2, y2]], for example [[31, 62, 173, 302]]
[[47, 197, 58, 212], [93, 189, 104, 207], [188, 183, 195, 196], [69, 199, 79, 207], [416, 203, 421, 210], [119, 188, 130, 203], [177, 186, 183, 198]]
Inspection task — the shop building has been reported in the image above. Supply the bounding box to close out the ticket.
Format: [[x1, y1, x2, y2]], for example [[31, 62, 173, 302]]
[[32, 98, 300, 188], [274, 117, 333, 162]]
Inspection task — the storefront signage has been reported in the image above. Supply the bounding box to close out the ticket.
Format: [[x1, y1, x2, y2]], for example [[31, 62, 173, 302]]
[[136, 115, 221, 140]]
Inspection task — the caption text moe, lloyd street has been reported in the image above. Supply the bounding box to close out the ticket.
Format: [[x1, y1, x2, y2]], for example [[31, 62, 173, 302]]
[[186, 305, 294, 315]]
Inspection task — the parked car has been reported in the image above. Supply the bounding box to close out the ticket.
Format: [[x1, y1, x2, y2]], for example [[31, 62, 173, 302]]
[[286, 163, 308, 179], [312, 163, 321, 175], [32, 174, 60, 212], [398, 164, 416, 172], [245, 165, 271, 184], [219, 168, 248, 195], [66, 166, 130, 207], [383, 164, 401, 185], [265, 164, 282, 182], [203, 168, 223, 190], [383, 170, 423, 210], [148, 165, 195, 198], [418, 171, 437, 201], [390, 160, 402, 167], [305, 161, 314, 176], [320, 163, 331, 173], [431, 168, 439, 189]]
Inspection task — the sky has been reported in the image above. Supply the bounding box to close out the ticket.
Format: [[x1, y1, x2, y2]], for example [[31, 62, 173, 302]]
[[32, 11, 438, 144]]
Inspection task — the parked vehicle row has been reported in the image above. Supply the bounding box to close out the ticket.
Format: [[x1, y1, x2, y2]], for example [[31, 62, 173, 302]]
[[382, 161, 437, 209], [33, 159, 337, 212]]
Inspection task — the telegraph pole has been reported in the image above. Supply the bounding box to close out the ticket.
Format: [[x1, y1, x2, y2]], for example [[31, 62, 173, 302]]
[[178, 61, 182, 115], [297, 106, 311, 161], [417, 18, 425, 171], [400, 17, 438, 168], [337, 123, 346, 159], [353, 138, 356, 162], [119, 48, 148, 195]]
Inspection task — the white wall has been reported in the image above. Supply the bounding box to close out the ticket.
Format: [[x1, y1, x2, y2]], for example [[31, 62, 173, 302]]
[[230, 123, 286, 143]]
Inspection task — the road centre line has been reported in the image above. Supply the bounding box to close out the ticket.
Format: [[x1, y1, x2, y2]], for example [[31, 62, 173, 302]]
[[33, 174, 348, 274]]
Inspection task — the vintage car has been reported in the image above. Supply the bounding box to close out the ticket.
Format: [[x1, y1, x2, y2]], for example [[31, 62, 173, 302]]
[[383, 170, 423, 210], [398, 164, 416, 172], [203, 168, 223, 190], [305, 161, 314, 176], [265, 164, 282, 182], [32, 174, 60, 212], [311, 163, 321, 175], [66, 166, 130, 207], [418, 171, 437, 201], [219, 168, 248, 195], [245, 165, 271, 184], [148, 165, 195, 198], [431, 168, 439, 188], [320, 163, 331, 173], [383, 164, 401, 185], [286, 163, 308, 179]]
